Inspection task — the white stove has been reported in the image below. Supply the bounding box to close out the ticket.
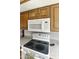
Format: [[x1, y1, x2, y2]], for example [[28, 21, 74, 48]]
[[22, 33, 50, 59]]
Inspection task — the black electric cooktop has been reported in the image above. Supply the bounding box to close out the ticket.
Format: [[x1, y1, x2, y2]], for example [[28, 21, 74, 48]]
[[24, 39, 49, 54]]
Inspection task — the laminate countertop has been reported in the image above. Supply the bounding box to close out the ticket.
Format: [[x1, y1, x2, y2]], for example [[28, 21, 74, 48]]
[[20, 36, 32, 46]]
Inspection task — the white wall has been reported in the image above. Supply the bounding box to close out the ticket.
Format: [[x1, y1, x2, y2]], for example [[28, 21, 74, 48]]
[[50, 32, 59, 40], [20, 0, 59, 12], [24, 30, 32, 36]]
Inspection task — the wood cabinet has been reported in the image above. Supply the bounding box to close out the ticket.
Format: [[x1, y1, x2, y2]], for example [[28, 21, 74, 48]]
[[28, 9, 40, 19], [28, 6, 50, 19], [20, 12, 28, 29], [40, 7, 50, 18], [50, 4, 59, 32]]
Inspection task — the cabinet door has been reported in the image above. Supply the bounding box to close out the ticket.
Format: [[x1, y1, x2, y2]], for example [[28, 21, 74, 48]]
[[51, 4, 59, 32], [20, 12, 28, 29], [28, 9, 40, 19], [40, 7, 50, 18], [20, 14, 24, 29]]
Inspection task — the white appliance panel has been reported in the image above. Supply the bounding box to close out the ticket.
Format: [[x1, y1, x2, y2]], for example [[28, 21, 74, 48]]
[[32, 33, 50, 42]]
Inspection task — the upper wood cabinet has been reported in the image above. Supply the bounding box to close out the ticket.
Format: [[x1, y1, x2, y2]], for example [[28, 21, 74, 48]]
[[40, 7, 50, 18], [20, 12, 28, 29], [28, 9, 40, 19], [28, 6, 50, 19], [50, 4, 59, 32]]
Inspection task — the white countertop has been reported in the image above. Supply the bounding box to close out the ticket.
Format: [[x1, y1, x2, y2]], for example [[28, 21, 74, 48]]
[[20, 36, 32, 46]]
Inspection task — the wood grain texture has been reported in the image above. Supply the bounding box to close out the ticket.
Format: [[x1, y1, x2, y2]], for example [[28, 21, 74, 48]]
[[20, 12, 28, 29], [28, 6, 50, 19], [50, 4, 59, 32], [28, 8, 40, 19], [40, 6, 50, 18]]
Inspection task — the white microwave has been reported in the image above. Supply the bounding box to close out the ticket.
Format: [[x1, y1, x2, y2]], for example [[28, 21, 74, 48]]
[[28, 18, 50, 32]]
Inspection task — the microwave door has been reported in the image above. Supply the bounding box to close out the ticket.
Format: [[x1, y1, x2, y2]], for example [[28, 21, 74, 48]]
[[28, 20, 42, 32]]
